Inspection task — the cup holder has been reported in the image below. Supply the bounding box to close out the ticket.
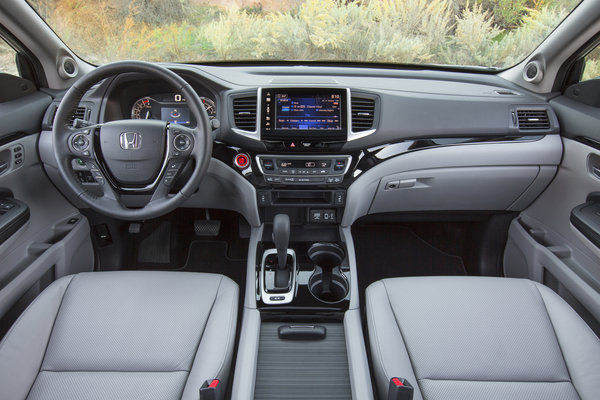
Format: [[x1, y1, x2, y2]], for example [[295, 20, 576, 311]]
[[308, 269, 349, 303], [307, 243, 349, 304]]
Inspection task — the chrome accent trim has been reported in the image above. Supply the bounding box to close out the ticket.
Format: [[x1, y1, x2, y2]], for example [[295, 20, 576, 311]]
[[347, 88, 376, 141], [102, 124, 179, 193], [231, 88, 261, 141], [260, 248, 297, 305], [255, 154, 352, 176]]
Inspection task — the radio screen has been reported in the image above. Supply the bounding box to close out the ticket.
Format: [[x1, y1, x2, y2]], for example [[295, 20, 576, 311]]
[[275, 94, 341, 131], [262, 88, 347, 140]]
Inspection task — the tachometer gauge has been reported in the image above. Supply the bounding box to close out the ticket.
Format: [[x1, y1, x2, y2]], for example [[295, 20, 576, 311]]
[[131, 97, 158, 120], [201, 97, 217, 119]]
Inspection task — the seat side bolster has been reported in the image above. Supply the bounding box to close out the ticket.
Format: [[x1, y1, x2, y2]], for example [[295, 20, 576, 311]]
[[0, 275, 74, 400], [365, 280, 424, 400], [535, 283, 600, 400], [181, 276, 239, 400]]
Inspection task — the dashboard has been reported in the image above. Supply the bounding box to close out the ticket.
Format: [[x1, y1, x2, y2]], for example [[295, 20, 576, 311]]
[[39, 64, 562, 227]]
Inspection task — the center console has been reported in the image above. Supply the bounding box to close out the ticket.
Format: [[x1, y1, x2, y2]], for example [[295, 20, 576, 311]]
[[232, 87, 375, 399], [250, 87, 359, 227], [251, 88, 355, 306]]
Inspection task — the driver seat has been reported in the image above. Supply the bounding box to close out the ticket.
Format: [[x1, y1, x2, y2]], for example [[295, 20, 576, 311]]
[[0, 271, 238, 400]]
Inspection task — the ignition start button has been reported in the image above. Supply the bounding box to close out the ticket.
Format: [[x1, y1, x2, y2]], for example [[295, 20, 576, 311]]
[[234, 153, 250, 169]]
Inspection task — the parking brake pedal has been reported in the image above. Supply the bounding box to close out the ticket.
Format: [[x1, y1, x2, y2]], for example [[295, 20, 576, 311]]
[[194, 210, 221, 236]]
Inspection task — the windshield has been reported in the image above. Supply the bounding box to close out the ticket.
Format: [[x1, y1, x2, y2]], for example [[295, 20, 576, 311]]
[[26, 0, 581, 69]]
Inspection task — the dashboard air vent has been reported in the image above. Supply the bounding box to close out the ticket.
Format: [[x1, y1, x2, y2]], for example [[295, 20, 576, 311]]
[[351, 97, 375, 132], [51, 105, 88, 126], [516, 109, 550, 130], [233, 96, 257, 131]]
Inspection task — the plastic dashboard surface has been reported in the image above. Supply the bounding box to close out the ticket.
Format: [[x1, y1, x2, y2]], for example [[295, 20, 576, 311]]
[[59, 63, 559, 153]]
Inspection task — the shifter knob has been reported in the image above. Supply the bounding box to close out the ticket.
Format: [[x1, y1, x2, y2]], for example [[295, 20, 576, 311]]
[[272, 214, 290, 269]]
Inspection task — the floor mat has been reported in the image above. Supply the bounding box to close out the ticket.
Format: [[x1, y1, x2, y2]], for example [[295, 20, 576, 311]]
[[137, 220, 171, 264], [352, 224, 467, 304], [182, 240, 246, 286]]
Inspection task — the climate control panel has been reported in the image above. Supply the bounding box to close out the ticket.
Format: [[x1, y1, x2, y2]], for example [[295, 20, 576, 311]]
[[256, 155, 351, 185]]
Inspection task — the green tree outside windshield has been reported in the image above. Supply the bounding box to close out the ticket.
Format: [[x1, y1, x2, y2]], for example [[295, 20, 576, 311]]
[[18, 0, 590, 71]]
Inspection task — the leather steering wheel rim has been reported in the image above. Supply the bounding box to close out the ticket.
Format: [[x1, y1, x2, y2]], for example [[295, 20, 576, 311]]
[[52, 61, 212, 220]]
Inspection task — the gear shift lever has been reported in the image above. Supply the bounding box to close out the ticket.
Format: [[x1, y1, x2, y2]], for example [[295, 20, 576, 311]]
[[272, 214, 291, 289]]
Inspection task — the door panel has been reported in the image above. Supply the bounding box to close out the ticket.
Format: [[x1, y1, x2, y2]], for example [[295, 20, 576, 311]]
[[0, 72, 94, 335], [505, 95, 600, 334], [0, 134, 94, 327]]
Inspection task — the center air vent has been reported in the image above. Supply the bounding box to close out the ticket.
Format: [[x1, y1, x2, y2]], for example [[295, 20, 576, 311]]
[[232, 96, 257, 131], [51, 105, 88, 126], [351, 97, 375, 132], [516, 109, 550, 130]]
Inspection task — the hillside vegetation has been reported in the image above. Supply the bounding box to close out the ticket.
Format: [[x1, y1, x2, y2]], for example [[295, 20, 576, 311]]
[[7, 0, 598, 78]]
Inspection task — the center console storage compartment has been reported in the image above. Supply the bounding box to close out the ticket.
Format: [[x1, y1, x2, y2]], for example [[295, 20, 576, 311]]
[[254, 321, 352, 400]]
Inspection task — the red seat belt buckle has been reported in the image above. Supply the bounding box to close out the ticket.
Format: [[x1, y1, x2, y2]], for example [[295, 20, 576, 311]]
[[199, 379, 220, 400], [388, 377, 413, 400]]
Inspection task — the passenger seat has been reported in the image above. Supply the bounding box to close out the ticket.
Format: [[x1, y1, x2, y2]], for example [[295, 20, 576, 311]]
[[366, 276, 600, 400]]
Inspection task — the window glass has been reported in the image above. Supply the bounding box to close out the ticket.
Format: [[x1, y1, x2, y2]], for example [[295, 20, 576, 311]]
[[582, 45, 600, 81], [0, 39, 18, 76], [27, 0, 581, 70]]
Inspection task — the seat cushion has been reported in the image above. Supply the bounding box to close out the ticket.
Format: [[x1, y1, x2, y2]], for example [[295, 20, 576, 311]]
[[0, 271, 238, 400], [366, 276, 600, 400]]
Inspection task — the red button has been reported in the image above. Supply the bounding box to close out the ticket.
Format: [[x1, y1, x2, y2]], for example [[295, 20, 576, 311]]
[[234, 153, 250, 169]]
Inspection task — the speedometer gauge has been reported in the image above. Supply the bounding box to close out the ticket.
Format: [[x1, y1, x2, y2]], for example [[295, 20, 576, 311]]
[[131, 97, 157, 120]]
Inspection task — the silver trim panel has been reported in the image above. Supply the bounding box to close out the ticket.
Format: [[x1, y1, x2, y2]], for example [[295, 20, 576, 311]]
[[231, 88, 262, 141], [233, 88, 377, 142], [260, 248, 297, 305]]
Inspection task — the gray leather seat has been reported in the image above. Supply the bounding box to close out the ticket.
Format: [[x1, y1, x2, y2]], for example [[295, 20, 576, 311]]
[[0, 271, 238, 400], [366, 276, 600, 400]]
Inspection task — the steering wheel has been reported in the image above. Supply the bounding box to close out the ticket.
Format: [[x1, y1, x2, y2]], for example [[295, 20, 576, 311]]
[[53, 61, 212, 220]]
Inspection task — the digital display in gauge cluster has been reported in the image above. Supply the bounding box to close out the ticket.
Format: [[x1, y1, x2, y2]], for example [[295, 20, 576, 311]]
[[131, 92, 216, 126]]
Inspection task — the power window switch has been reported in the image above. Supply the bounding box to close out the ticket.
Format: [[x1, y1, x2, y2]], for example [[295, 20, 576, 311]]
[[0, 201, 15, 210]]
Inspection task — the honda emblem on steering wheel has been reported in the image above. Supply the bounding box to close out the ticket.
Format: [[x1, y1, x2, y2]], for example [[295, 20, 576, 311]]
[[119, 132, 142, 150]]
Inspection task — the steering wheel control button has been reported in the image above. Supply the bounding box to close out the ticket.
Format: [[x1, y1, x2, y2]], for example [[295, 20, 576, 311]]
[[168, 161, 183, 170], [173, 134, 192, 152], [72, 134, 90, 152], [234, 153, 250, 170]]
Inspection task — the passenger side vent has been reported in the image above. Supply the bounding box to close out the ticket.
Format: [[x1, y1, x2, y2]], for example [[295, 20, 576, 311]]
[[51, 105, 89, 126], [516, 109, 550, 130], [351, 97, 375, 132], [232, 96, 257, 131]]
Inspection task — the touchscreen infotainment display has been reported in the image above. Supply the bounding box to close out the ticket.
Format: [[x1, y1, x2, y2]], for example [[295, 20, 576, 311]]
[[275, 94, 341, 130], [262, 88, 347, 140]]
